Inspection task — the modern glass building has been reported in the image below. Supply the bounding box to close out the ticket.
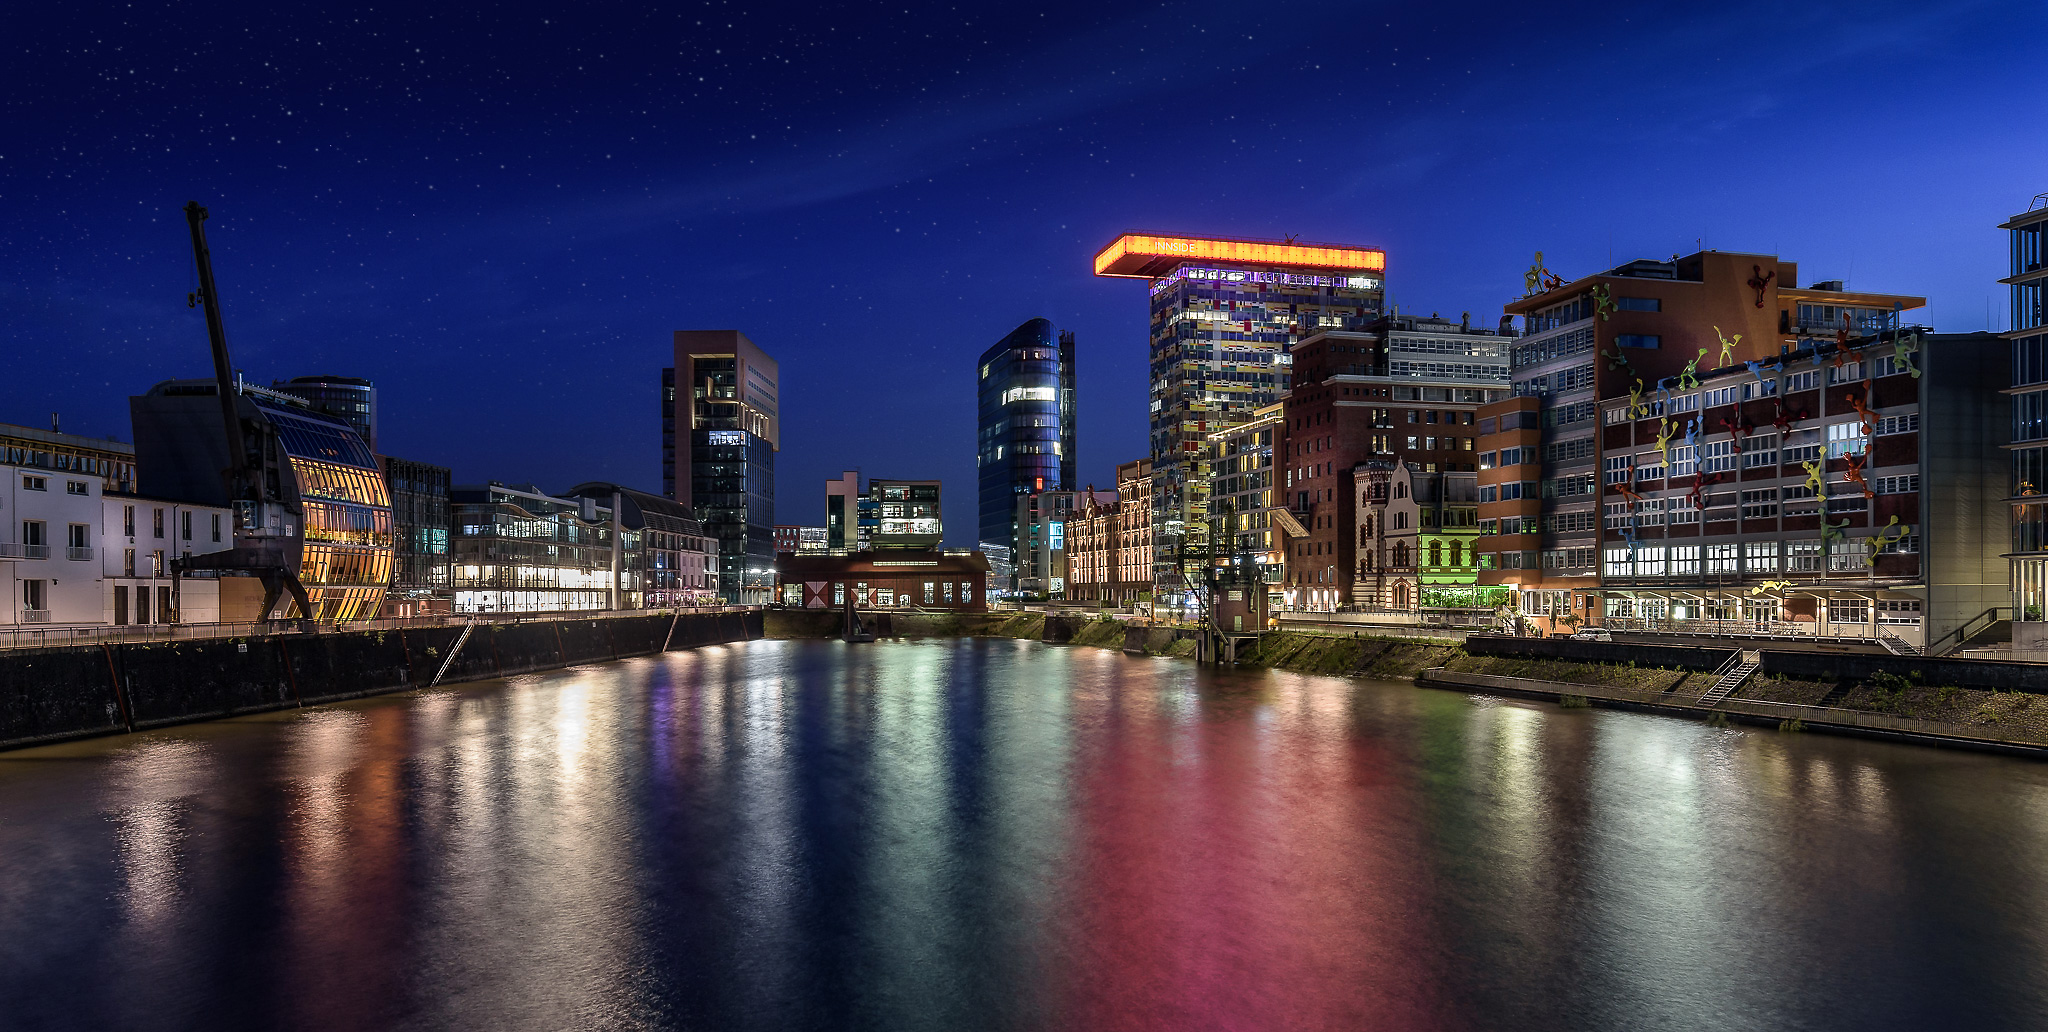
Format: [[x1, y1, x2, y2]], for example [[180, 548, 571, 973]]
[[132, 380, 395, 622], [1092, 234, 1386, 603], [272, 375, 378, 451], [2007, 198, 2048, 643], [977, 318, 1076, 575], [450, 483, 637, 612], [382, 455, 452, 612], [667, 331, 779, 604]]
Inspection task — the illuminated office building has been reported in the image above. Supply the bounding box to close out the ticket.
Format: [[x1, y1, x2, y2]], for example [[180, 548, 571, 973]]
[[451, 483, 638, 613], [977, 318, 1076, 571], [1093, 233, 1386, 602], [869, 479, 942, 550], [665, 331, 778, 604], [132, 380, 395, 621]]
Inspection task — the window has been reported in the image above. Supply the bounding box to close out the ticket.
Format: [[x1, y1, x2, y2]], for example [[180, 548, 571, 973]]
[[1875, 413, 1918, 436], [1828, 598, 1870, 625], [1604, 501, 1630, 528], [66, 480, 88, 495], [1701, 440, 1738, 473], [1604, 405, 1631, 426], [1826, 421, 1868, 458], [1877, 599, 1922, 624], [1827, 362, 1866, 384], [1670, 545, 1700, 576], [1743, 435, 1778, 468], [21, 579, 45, 612], [1782, 484, 1819, 516], [123, 548, 135, 577], [22, 476, 45, 491], [1636, 545, 1667, 576], [924, 581, 936, 604], [123, 505, 135, 537], [182, 511, 192, 541], [1788, 539, 1823, 572], [1604, 455, 1631, 484], [1745, 541, 1779, 572], [1634, 498, 1665, 526], [1743, 378, 1779, 399], [1741, 489, 1778, 519], [1669, 495, 1699, 524], [1828, 544, 1865, 572], [1704, 386, 1739, 408], [1616, 334, 1661, 349], [1669, 445, 1696, 477], [1707, 543, 1739, 574], [1876, 474, 1920, 494], [153, 508, 165, 538], [1603, 546, 1632, 576], [211, 514, 222, 542], [1635, 455, 1665, 481], [1479, 451, 1496, 469], [1784, 370, 1820, 393], [1617, 296, 1661, 312]]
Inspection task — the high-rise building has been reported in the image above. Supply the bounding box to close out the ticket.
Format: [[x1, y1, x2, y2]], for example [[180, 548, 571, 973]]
[[665, 331, 778, 604], [2006, 198, 2048, 650], [1208, 407, 1282, 607], [977, 318, 1076, 565], [272, 375, 378, 451], [1093, 233, 1386, 606]]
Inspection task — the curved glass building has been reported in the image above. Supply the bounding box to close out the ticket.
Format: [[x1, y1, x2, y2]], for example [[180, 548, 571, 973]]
[[977, 319, 1075, 572], [133, 380, 395, 622]]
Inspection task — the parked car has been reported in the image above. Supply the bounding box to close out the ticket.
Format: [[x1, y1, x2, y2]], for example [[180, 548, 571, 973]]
[[1571, 628, 1613, 641]]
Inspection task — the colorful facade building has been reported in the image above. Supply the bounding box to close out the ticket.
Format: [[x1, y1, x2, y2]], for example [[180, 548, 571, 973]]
[[1208, 407, 1283, 608], [1474, 250, 2005, 650], [1352, 461, 1485, 612], [1093, 233, 1387, 605]]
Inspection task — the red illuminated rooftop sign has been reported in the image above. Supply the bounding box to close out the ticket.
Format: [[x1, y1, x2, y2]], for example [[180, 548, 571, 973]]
[[1093, 233, 1385, 279]]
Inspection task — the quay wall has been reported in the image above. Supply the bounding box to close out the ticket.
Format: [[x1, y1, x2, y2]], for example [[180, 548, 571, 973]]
[[0, 610, 762, 751]]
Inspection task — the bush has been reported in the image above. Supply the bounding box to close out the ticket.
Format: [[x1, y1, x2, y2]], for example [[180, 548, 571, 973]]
[[1778, 717, 1806, 733], [1558, 694, 1590, 709]]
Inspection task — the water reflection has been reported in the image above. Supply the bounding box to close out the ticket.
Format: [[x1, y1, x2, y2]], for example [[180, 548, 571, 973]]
[[1, 639, 2046, 1031]]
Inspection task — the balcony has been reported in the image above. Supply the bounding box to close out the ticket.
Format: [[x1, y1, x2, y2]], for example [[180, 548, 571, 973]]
[[67, 546, 94, 561], [0, 544, 51, 560], [20, 610, 50, 624]]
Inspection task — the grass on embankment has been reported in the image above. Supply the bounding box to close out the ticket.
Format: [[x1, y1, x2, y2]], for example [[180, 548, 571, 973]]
[[1442, 654, 1698, 694], [1241, 631, 1462, 679]]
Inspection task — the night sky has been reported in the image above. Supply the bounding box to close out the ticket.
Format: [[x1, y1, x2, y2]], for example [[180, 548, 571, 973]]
[[5, 1, 2041, 545]]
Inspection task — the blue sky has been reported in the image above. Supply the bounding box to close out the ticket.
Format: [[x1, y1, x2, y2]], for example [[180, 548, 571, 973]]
[[2, 0, 2037, 544]]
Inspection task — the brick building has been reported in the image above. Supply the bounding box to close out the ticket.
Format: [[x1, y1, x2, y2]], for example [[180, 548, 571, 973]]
[[1278, 317, 1509, 611]]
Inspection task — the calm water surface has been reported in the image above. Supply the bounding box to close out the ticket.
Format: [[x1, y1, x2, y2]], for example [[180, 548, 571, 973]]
[[3, 638, 2047, 1031]]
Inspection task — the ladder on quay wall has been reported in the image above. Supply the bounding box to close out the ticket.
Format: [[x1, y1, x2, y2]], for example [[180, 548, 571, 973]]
[[1697, 650, 1761, 708], [430, 619, 479, 687]]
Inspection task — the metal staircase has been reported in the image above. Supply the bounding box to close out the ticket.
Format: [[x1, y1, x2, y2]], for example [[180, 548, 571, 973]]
[[1879, 631, 1923, 656], [430, 619, 479, 687], [1697, 650, 1761, 707]]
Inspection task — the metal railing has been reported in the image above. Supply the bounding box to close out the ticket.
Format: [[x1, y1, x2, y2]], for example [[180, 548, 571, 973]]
[[0, 543, 29, 560], [66, 546, 94, 561], [0, 604, 757, 651]]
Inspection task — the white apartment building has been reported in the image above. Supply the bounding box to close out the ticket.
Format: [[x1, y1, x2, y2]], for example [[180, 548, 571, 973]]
[[0, 465, 105, 626], [100, 493, 237, 626]]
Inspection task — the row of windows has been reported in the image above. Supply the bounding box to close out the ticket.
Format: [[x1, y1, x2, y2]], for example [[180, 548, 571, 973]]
[[1602, 536, 1916, 577]]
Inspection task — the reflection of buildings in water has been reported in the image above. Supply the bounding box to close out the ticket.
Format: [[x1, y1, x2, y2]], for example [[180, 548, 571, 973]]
[[109, 739, 216, 926]]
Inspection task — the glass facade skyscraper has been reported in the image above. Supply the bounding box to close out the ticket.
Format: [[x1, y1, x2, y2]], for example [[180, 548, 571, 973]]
[[977, 318, 1076, 576], [1094, 234, 1386, 602], [272, 375, 378, 452]]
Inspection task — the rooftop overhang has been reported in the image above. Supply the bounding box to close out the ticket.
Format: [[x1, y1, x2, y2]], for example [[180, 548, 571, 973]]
[[1093, 233, 1385, 279], [1778, 288, 1926, 311]]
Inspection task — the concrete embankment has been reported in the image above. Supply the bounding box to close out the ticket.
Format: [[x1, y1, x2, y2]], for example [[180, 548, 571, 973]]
[[0, 610, 761, 751], [1432, 635, 2048, 756]]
